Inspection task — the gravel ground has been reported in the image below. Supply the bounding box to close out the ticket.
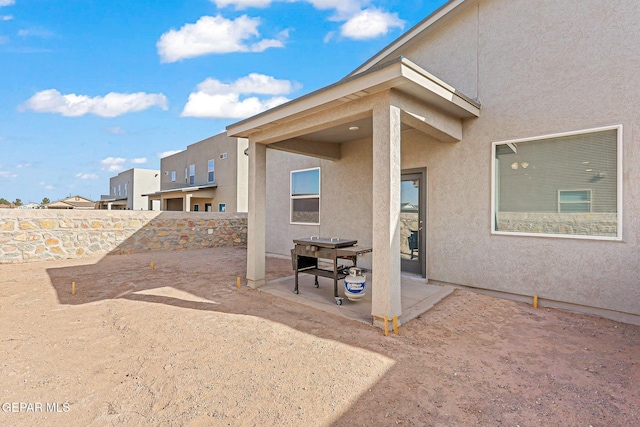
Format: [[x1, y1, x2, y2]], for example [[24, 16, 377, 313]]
[[1, 247, 638, 426]]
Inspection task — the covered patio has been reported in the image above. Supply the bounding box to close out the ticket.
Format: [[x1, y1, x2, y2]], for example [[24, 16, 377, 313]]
[[227, 57, 480, 326], [260, 270, 455, 326]]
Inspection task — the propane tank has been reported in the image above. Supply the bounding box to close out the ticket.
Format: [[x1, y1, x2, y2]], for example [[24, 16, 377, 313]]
[[343, 267, 366, 301]]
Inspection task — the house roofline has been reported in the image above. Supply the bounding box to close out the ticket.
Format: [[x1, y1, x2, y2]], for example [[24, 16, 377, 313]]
[[227, 56, 479, 139], [347, 0, 478, 78]]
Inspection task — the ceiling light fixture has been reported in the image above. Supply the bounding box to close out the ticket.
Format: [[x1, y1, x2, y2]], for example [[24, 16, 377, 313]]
[[348, 126, 359, 131]]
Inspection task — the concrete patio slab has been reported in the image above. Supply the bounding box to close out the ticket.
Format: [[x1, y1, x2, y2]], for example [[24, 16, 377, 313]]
[[260, 271, 454, 326]]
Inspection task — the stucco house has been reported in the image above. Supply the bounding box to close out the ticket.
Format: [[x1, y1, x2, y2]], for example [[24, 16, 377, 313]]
[[44, 195, 95, 210], [146, 132, 249, 213], [97, 168, 160, 210], [227, 0, 639, 326]]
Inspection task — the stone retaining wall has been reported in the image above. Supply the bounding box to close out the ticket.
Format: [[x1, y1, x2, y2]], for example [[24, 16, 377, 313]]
[[496, 212, 617, 236], [0, 210, 247, 263]]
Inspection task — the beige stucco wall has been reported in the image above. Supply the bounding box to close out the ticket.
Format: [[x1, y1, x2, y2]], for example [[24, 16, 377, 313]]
[[159, 133, 248, 213], [263, 0, 640, 319]]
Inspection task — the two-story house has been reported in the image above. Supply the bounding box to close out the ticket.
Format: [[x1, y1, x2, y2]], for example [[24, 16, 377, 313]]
[[97, 168, 160, 210], [146, 132, 248, 213]]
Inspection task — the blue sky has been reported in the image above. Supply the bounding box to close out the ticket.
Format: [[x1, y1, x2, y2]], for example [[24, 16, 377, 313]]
[[0, 0, 443, 204]]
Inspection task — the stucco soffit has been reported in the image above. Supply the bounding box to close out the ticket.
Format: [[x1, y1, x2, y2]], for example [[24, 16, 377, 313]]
[[268, 139, 342, 161], [227, 57, 478, 140]]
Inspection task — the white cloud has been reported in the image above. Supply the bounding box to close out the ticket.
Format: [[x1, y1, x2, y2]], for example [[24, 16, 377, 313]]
[[0, 0, 15, 7], [76, 173, 98, 180], [198, 73, 295, 96], [212, 0, 274, 8], [18, 27, 55, 38], [20, 89, 168, 117], [213, 0, 364, 18], [157, 15, 286, 62], [100, 157, 126, 172], [158, 150, 183, 159], [39, 181, 55, 191], [0, 170, 17, 178], [340, 8, 405, 40], [131, 157, 147, 164], [107, 126, 127, 134], [1, 15, 12, 20], [307, 0, 366, 20], [181, 73, 295, 119], [16, 162, 30, 168]]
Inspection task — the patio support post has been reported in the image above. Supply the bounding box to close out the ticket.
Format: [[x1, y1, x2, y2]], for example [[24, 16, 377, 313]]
[[371, 98, 403, 324], [247, 140, 267, 288], [184, 194, 192, 212]]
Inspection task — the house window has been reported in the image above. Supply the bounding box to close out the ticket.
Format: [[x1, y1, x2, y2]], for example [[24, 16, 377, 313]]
[[189, 164, 195, 185], [558, 190, 591, 213], [118, 184, 121, 197], [220, 153, 227, 159], [218, 203, 226, 213], [290, 167, 320, 224], [124, 183, 128, 196], [205, 203, 212, 212], [193, 204, 199, 212], [208, 159, 215, 182], [492, 126, 621, 239], [171, 171, 176, 182]]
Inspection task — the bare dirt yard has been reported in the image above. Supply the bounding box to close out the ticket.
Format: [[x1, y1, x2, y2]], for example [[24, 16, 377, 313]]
[[1, 247, 638, 426]]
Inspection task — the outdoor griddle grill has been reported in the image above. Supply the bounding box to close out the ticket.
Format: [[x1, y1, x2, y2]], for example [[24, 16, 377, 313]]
[[291, 237, 372, 305]]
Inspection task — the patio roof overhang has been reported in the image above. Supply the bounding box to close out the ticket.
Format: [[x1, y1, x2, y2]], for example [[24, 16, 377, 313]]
[[227, 57, 480, 160], [143, 183, 218, 198]]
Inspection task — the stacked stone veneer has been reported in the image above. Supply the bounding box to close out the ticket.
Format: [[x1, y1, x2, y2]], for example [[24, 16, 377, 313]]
[[0, 210, 247, 264], [496, 212, 618, 236]]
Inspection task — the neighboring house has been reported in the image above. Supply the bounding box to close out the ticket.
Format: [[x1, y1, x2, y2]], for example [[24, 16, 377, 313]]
[[44, 195, 95, 210], [96, 168, 160, 210], [228, 0, 640, 325], [146, 132, 248, 213], [17, 202, 41, 209]]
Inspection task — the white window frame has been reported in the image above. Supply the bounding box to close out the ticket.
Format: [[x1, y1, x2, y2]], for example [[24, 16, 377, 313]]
[[558, 189, 592, 213], [189, 164, 195, 185], [491, 124, 622, 241], [171, 171, 176, 182], [290, 167, 320, 225], [208, 159, 215, 182]]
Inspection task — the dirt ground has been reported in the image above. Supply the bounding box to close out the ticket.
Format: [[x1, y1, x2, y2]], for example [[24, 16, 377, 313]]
[[1, 247, 638, 426]]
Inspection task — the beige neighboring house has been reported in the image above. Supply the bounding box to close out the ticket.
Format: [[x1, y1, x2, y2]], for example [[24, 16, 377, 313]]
[[146, 132, 249, 213], [97, 168, 160, 210], [45, 195, 95, 210], [228, 0, 640, 325]]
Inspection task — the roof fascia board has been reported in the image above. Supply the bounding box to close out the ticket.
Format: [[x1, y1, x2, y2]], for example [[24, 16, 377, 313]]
[[227, 57, 477, 139], [348, 0, 478, 77], [227, 58, 405, 138]]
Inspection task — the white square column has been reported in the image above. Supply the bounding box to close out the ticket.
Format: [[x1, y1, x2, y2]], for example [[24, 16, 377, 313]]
[[247, 141, 267, 288], [371, 101, 403, 322]]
